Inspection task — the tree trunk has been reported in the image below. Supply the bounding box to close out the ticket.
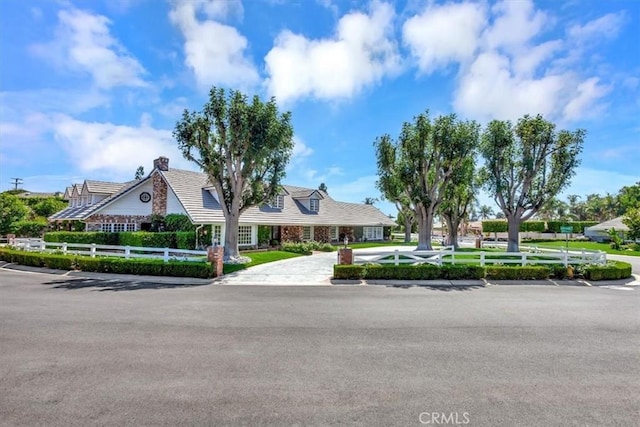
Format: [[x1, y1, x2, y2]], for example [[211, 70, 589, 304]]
[[506, 215, 521, 252], [404, 215, 412, 243], [444, 216, 459, 249], [223, 213, 240, 260], [416, 207, 433, 250]]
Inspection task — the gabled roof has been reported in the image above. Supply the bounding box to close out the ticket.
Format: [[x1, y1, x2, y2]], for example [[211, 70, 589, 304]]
[[85, 180, 126, 194], [63, 187, 73, 200], [161, 168, 394, 226], [49, 179, 145, 221], [71, 184, 81, 198]]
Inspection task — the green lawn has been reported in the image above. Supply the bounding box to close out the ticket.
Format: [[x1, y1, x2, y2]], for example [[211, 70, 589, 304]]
[[223, 251, 304, 274], [525, 240, 640, 256]]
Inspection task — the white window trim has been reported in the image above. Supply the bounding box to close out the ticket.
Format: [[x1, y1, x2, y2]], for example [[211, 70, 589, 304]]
[[363, 226, 383, 241], [309, 198, 319, 212], [302, 226, 313, 241]]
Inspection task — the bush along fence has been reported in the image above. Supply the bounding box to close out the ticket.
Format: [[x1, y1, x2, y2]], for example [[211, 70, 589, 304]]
[[334, 247, 630, 281], [0, 247, 216, 279]]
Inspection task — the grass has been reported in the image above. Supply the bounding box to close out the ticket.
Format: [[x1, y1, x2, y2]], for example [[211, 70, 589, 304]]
[[223, 250, 304, 274], [525, 240, 640, 257]]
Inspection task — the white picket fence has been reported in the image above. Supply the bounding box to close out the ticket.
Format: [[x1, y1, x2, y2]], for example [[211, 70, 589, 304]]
[[10, 239, 208, 263], [353, 246, 606, 267]]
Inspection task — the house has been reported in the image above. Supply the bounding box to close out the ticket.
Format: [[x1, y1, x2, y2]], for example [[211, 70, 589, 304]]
[[49, 157, 395, 246], [584, 217, 629, 242]]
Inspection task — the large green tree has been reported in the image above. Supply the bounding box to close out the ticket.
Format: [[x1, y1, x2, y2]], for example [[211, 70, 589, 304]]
[[480, 114, 585, 252], [173, 87, 294, 260], [623, 208, 640, 241], [438, 122, 480, 248], [374, 112, 478, 250], [0, 193, 30, 235]]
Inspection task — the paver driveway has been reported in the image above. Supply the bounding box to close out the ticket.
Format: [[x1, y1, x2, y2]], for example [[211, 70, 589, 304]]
[[218, 246, 419, 285]]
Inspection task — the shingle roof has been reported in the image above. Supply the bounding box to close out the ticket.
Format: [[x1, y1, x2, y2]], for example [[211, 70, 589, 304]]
[[161, 168, 395, 226], [85, 180, 126, 194], [585, 216, 629, 232], [49, 179, 145, 221]]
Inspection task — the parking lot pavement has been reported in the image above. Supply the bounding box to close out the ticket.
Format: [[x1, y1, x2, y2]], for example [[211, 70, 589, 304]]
[[1, 268, 639, 426]]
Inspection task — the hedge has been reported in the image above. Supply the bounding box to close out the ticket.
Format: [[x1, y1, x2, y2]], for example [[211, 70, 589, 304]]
[[333, 264, 485, 280], [546, 221, 599, 234], [44, 232, 119, 245], [118, 232, 176, 248], [0, 248, 214, 278], [582, 261, 632, 281], [484, 266, 551, 280], [176, 231, 196, 249]]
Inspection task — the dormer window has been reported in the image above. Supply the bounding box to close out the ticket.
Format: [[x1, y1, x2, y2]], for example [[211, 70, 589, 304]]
[[310, 198, 319, 212], [270, 195, 285, 209]]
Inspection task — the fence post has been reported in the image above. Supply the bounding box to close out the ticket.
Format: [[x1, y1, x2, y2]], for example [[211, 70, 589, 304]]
[[62, 242, 67, 255], [163, 248, 169, 263], [564, 251, 568, 268], [394, 249, 399, 266], [125, 246, 131, 259], [480, 252, 485, 267], [90, 243, 96, 258], [522, 253, 527, 266]]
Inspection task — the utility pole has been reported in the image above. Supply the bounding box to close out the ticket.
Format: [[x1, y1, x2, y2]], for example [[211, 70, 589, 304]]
[[10, 178, 23, 191]]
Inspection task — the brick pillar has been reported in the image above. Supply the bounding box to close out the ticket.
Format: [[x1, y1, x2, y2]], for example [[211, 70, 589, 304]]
[[208, 246, 224, 277], [338, 248, 353, 265], [152, 173, 167, 216]]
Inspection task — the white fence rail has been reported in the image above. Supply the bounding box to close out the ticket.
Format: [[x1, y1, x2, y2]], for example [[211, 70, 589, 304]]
[[10, 239, 208, 263], [353, 247, 606, 267]]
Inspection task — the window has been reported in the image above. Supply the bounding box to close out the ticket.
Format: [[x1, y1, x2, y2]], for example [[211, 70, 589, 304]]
[[238, 225, 252, 246], [363, 226, 383, 241], [331, 226, 338, 241], [309, 198, 319, 212], [271, 195, 284, 209], [212, 225, 222, 245], [302, 226, 312, 240], [101, 223, 136, 232]]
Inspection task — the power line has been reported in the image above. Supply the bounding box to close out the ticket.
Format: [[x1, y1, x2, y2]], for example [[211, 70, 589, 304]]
[[9, 178, 23, 191]]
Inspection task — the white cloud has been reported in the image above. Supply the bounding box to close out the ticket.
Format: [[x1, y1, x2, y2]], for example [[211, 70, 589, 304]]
[[30, 8, 147, 88], [264, 1, 401, 103], [400, 0, 616, 123], [402, 2, 486, 73], [567, 12, 626, 43], [51, 116, 194, 177], [169, 0, 258, 88], [562, 77, 610, 121]]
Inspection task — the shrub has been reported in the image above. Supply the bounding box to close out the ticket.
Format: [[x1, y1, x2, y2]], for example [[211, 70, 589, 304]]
[[485, 266, 550, 280], [176, 231, 196, 249], [550, 265, 569, 279], [482, 221, 508, 233], [281, 241, 313, 255], [441, 265, 485, 280], [582, 261, 632, 281], [11, 219, 49, 237], [164, 214, 196, 232], [333, 265, 365, 279], [258, 225, 271, 246], [119, 232, 176, 248], [44, 232, 119, 245], [0, 248, 74, 270]]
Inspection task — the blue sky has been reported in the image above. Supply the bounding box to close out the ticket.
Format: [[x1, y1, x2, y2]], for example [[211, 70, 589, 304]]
[[1, 0, 638, 216]]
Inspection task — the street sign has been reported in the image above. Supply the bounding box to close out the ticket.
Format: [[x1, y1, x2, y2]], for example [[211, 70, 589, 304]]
[[560, 226, 573, 233]]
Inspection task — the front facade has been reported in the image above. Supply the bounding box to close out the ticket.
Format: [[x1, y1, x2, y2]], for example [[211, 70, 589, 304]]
[[50, 157, 395, 247]]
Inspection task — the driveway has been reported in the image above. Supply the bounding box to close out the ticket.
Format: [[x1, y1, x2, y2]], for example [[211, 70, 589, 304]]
[[218, 246, 419, 285]]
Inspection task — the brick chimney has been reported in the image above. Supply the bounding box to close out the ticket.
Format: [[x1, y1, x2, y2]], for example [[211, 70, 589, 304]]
[[153, 156, 169, 171]]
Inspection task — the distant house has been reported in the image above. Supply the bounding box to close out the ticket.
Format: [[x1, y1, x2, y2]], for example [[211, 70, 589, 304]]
[[584, 217, 629, 242], [50, 157, 394, 246]]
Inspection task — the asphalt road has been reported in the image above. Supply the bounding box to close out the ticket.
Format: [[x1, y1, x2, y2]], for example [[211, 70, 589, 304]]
[[1, 269, 639, 426]]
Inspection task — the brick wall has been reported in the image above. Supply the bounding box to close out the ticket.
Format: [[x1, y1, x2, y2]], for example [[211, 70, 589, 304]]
[[152, 173, 167, 216], [313, 226, 331, 243], [281, 225, 303, 242]]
